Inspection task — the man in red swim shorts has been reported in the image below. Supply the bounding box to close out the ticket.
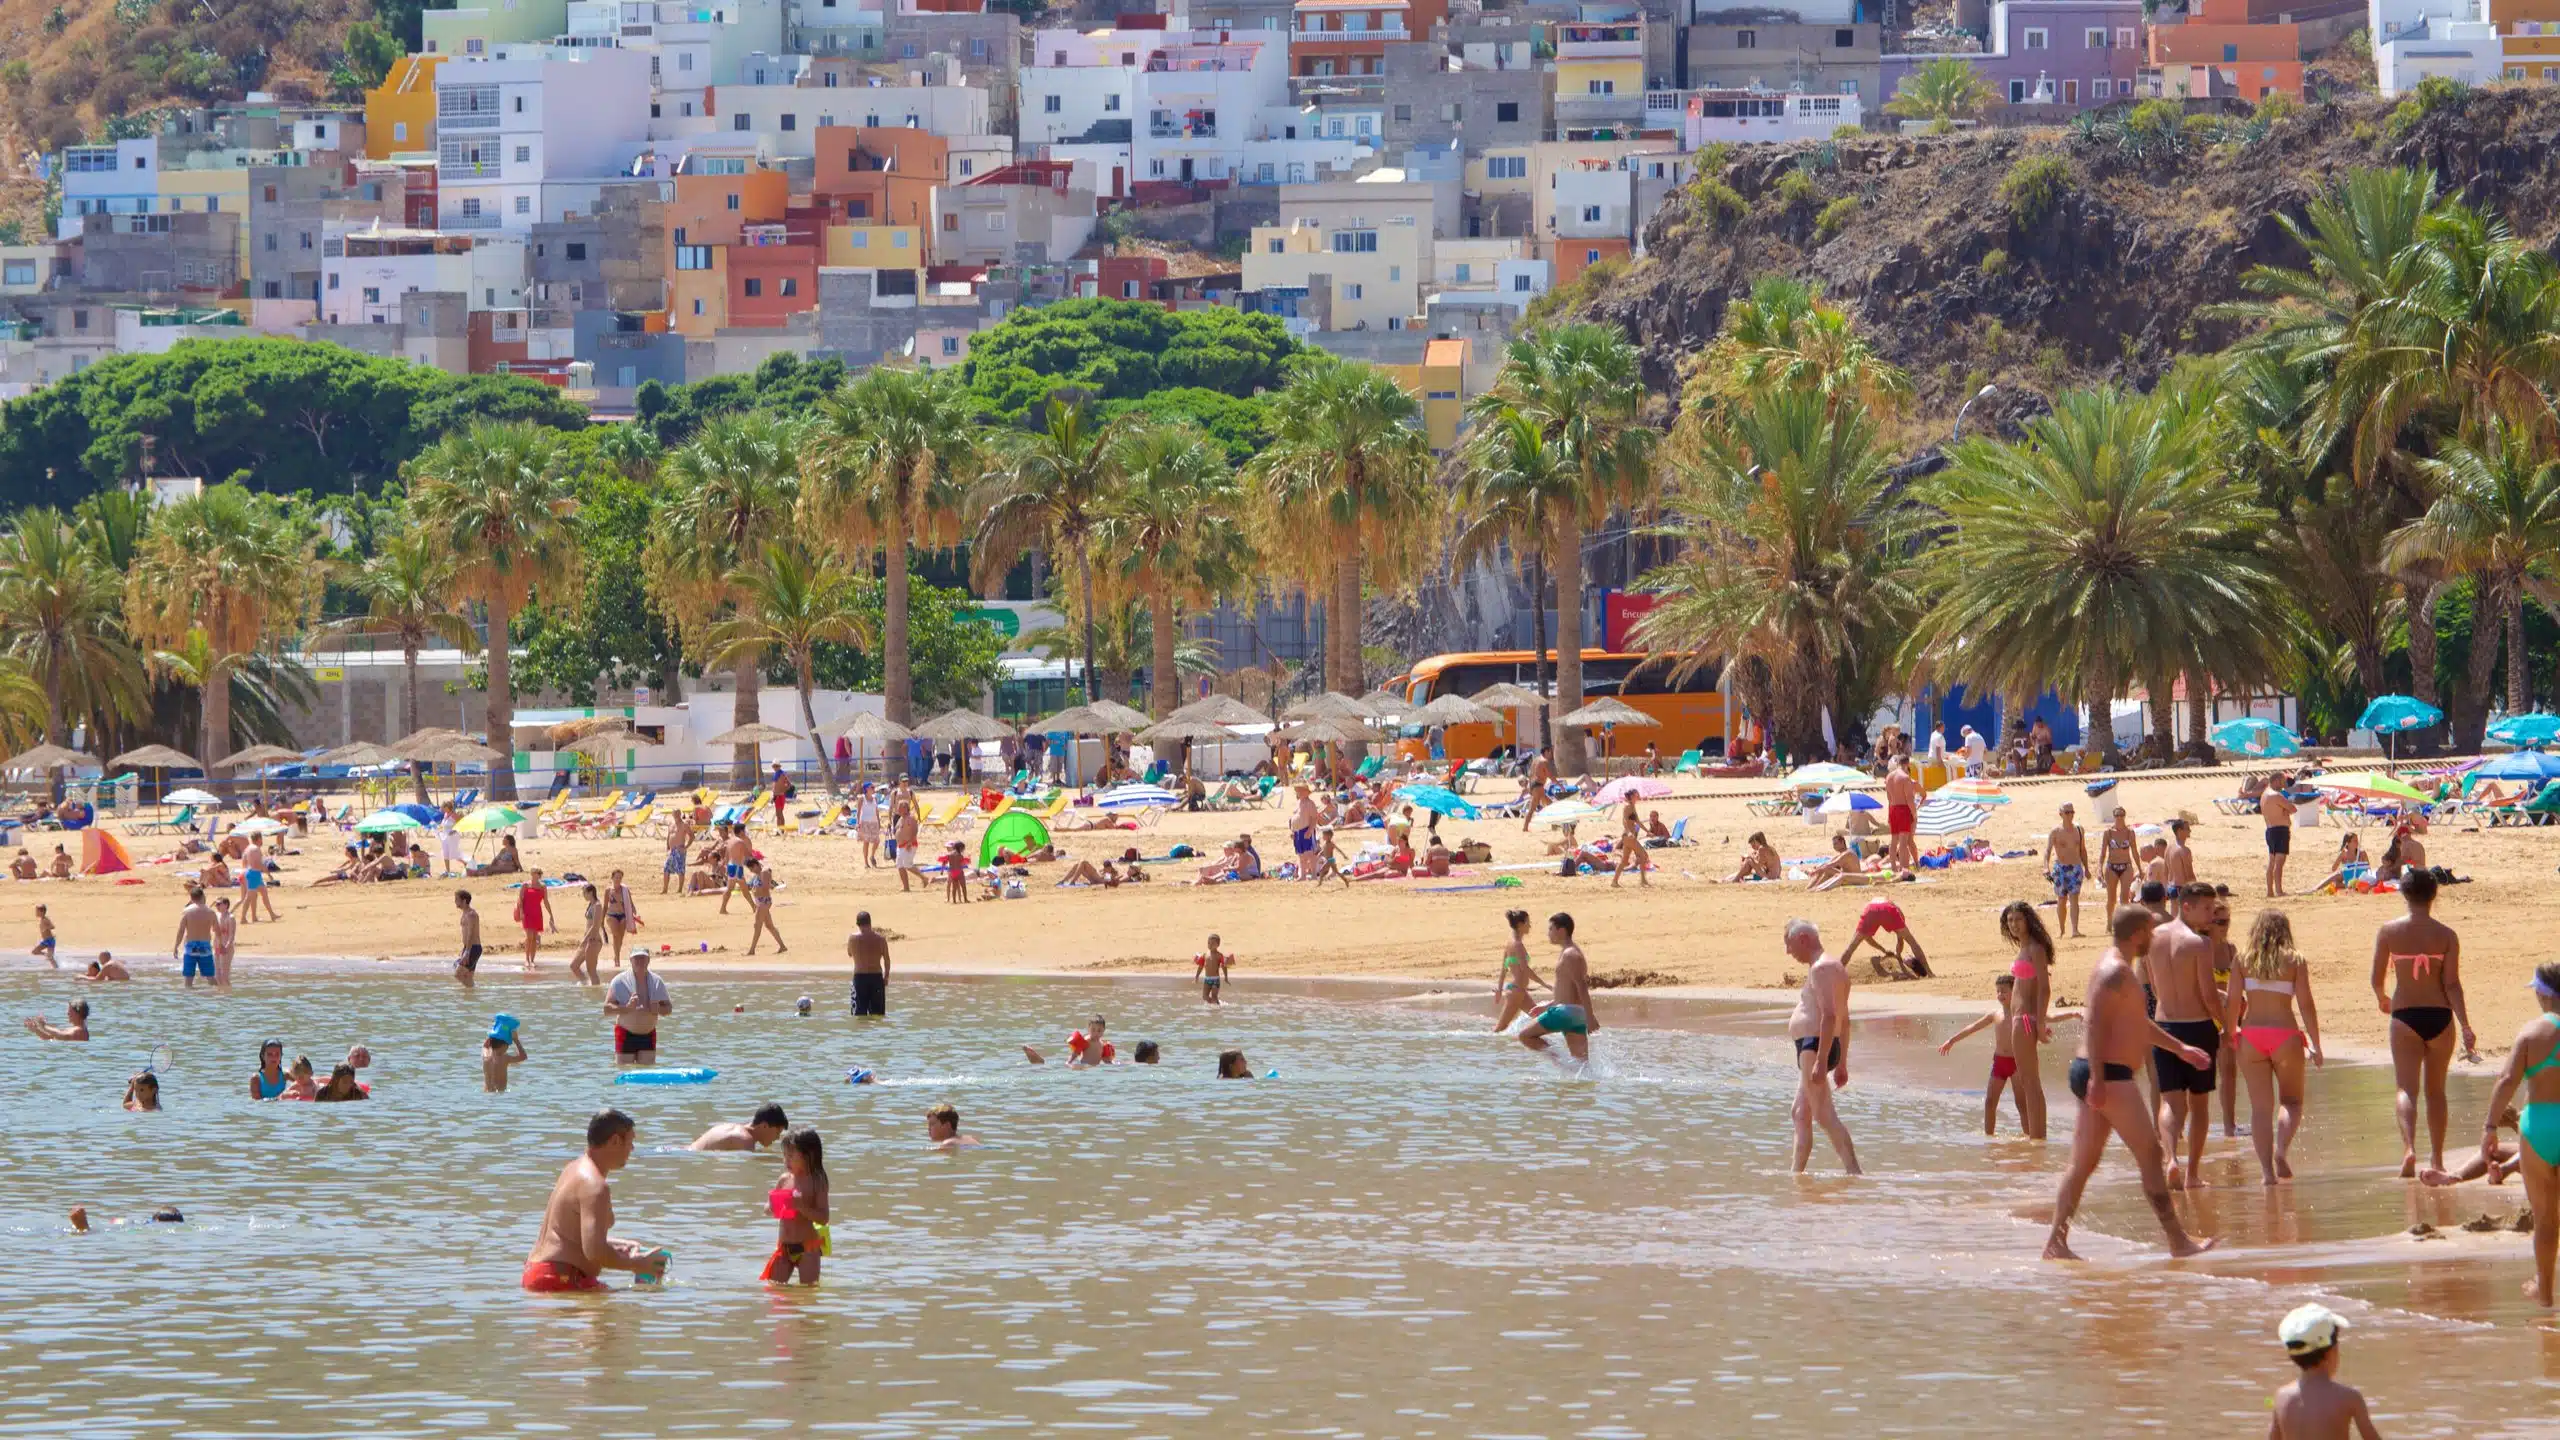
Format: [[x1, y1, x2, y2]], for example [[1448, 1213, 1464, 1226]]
[[523, 1108, 670, 1292], [1883, 758, 1919, 870], [1845, 896, 1931, 980]]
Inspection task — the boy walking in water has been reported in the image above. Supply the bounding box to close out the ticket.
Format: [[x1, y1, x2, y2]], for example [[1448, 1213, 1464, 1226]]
[[1519, 913, 1597, 1063], [1197, 934, 1234, 1004], [33, 903, 56, 967], [2044, 905, 2217, 1261], [454, 890, 484, 989], [172, 886, 218, 990], [2268, 1304, 2381, 1438]]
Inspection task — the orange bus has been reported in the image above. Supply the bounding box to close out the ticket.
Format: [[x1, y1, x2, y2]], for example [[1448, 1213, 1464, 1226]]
[[1386, 650, 1731, 762]]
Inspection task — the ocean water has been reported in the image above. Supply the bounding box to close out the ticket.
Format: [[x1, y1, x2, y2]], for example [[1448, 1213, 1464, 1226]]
[[2, 969, 2557, 1438]]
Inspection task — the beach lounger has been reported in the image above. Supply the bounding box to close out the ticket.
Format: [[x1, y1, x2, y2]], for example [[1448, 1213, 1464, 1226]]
[[920, 793, 969, 827], [1022, 791, 1071, 821], [1673, 750, 1703, 776], [1747, 795, 1802, 817], [128, 804, 196, 836], [2211, 796, 2256, 815], [605, 804, 656, 838]]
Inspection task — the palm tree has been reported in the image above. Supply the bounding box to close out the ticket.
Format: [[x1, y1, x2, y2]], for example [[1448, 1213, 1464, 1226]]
[[973, 399, 1119, 706], [1453, 409, 1566, 755], [126, 484, 319, 775], [1630, 389, 1914, 763], [406, 421, 582, 802], [1905, 387, 2289, 767], [1464, 322, 1656, 772], [316, 527, 477, 801], [1248, 354, 1439, 700], [1684, 277, 1912, 424], [1882, 56, 1994, 131], [2387, 420, 2560, 722], [1020, 586, 1222, 703], [644, 411, 804, 783], [1100, 420, 1249, 718], [0, 507, 144, 749], [703, 540, 872, 798], [804, 365, 977, 725]]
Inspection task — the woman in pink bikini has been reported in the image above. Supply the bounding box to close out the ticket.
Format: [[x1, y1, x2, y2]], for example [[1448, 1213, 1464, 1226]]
[[1999, 900, 2058, 1141], [2224, 910, 2324, 1186]]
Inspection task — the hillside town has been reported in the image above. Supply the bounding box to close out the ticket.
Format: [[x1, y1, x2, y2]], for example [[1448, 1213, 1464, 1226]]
[[0, 0, 2502, 410]]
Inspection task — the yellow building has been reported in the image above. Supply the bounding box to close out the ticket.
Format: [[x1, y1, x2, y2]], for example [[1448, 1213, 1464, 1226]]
[[823, 223, 924, 269], [2495, 0, 2560, 77], [366, 56, 443, 158], [1242, 216, 1424, 333], [1375, 336, 1470, 451]]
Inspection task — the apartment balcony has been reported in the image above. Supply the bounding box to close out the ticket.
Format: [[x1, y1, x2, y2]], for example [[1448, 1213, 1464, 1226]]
[[1556, 28, 1643, 58], [1289, 72, 1386, 100], [441, 210, 505, 229], [1553, 94, 1644, 126], [1149, 119, 1220, 138], [1293, 24, 1408, 42]]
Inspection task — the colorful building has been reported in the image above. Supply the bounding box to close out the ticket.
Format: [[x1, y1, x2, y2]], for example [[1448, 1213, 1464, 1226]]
[[2148, 0, 2306, 100], [366, 56, 443, 158]]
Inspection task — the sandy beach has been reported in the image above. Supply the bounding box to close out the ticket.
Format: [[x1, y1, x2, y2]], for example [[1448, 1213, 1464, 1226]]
[[24, 766, 2556, 1057]]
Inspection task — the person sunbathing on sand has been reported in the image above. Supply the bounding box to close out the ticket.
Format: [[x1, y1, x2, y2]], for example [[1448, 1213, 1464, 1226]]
[[1731, 832, 1783, 883], [1806, 835, 1867, 891], [1057, 858, 1122, 889], [10, 850, 36, 880]]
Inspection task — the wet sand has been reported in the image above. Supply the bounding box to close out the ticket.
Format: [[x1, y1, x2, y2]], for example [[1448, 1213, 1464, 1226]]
[[20, 766, 2556, 1059]]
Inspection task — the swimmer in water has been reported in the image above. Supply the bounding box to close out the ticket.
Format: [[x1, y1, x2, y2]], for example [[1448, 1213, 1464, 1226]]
[[123, 1071, 160, 1111], [33, 902, 57, 967], [81, 952, 129, 982], [1217, 1049, 1255, 1079], [690, 1103, 789, 1152], [2043, 905, 2216, 1261], [926, 1103, 979, 1151], [762, 1127, 829, 1284], [484, 1030, 529, 1093], [523, 1108, 670, 1291], [1491, 908, 1549, 1033], [453, 890, 483, 990], [1133, 1040, 1160, 1064], [282, 1056, 318, 1101], [22, 998, 89, 1041], [2268, 1304, 2381, 1439]]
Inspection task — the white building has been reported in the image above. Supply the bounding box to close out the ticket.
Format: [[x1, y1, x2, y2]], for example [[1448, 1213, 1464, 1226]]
[[1681, 89, 1861, 146], [58, 139, 161, 238], [322, 225, 529, 323], [435, 45, 655, 233], [1018, 23, 1185, 145], [558, 0, 787, 124], [2371, 0, 2500, 92], [1131, 34, 1291, 186]]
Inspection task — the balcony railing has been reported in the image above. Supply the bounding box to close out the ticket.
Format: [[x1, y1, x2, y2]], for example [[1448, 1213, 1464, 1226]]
[[442, 210, 504, 229]]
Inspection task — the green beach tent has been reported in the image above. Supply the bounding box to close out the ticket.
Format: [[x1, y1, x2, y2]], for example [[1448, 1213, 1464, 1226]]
[[979, 810, 1053, 867]]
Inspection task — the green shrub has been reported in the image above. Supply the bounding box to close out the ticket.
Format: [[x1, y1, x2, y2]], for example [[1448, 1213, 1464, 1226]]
[[1814, 195, 1858, 240], [1774, 169, 1816, 206], [1998, 154, 2073, 230], [2386, 74, 2469, 140], [1980, 248, 2012, 276], [1691, 176, 1746, 233], [2182, 112, 2224, 143], [2351, 118, 2379, 144], [2253, 92, 2300, 124], [1832, 124, 1864, 140]]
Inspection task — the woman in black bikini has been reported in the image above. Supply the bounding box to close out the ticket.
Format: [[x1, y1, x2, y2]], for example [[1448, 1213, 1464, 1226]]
[[2098, 809, 2137, 916], [2369, 870, 2475, 1178]]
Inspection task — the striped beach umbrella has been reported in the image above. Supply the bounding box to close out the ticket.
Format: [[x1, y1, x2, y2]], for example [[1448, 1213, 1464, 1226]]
[[1935, 777, 2010, 805], [1094, 784, 1181, 810], [1913, 799, 1991, 836]]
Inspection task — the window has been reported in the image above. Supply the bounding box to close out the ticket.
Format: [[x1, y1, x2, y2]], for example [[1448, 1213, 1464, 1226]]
[[467, 37, 484, 52], [264, 233, 278, 252], [693, 298, 704, 315], [461, 198, 483, 217], [673, 227, 688, 245], [2116, 26, 2135, 47], [744, 277, 764, 296], [988, 212, 1007, 231], [513, 94, 524, 111], [1585, 248, 1600, 264], [2008, 79, 2027, 102], [1454, 262, 1471, 282], [1149, 159, 1166, 177], [2547, 65, 2560, 79], [566, 242, 587, 261], [1343, 282, 1363, 299], [1386, 315, 1403, 330], [1267, 238, 1283, 253], [849, 229, 869, 249], [734, 113, 753, 130], [1388, 264, 1400, 281], [944, 213, 959, 231], [1330, 229, 1379, 252], [1426, 389, 1455, 399], [1044, 94, 1062, 113], [2508, 64, 2527, 78], [891, 232, 908, 248], [2223, 42, 2238, 60], [618, 366, 638, 387], [726, 192, 742, 210], [1104, 93, 1122, 111], [1393, 104, 1412, 122], [328, 273, 340, 290], [1497, 100, 1519, 122], [1581, 204, 1601, 222], [1328, 117, 1345, 136], [1257, 162, 1274, 181], [262, 280, 279, 297], [1512, 273, 1532, 291], [1052, 49, 1066, 64], [901, 41, 918, 56], [515, 145, 531, 162], [2092, 78, 2112, 97], [1836, 27, 1855, 45], [679, 52, 695, 70], [2087, 26, 2107, 46], [676, 245, 713, 268], [958, 159, 973, 176], [395, 121, 409, 141], [262, 184, 279, 202], [781, 277, 798, 296], [362, 286, 381, 302], [941, 335, 960, 356], [2023, 27, 2047, 48], [1735, 29, 1755, 47], [1487, 154, 1526, 179], [3, 260, 34, 285], [1357, 114, 1373, 134], [514, 195, 531, 214], [970, 38, 989, 58]]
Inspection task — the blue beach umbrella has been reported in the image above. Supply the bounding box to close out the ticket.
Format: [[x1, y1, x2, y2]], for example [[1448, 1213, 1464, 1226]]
[[2208, 717, 2302, 758], [1394, 784, 1479, 820], [2357, 695, 2444, 734], [2471, 751, 2560, 785], [2488, 713, 2560, 747]]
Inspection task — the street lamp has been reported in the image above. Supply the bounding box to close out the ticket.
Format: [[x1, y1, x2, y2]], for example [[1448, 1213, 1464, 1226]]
[[1951, 383, 1997, 441]]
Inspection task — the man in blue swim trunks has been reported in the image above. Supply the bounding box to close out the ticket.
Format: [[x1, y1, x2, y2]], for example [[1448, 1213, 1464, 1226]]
[[2042, 801, 2090, 939], [172, 886, 219, 990], [1518, 912, 1598, 1062]]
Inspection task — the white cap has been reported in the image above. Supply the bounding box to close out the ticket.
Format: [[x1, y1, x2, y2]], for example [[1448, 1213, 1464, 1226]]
[[2278, 1303, 2347, 1354]]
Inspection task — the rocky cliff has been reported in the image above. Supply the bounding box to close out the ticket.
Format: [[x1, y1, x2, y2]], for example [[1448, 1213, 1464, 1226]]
[[1579, 85, 2560, 438]]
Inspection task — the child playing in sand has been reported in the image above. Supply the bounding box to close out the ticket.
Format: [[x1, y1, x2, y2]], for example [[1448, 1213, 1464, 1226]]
[[1196, 935, 1234, 1004], [762, 1127, 830, 1284], [33, 903, 56, 967], [1311, 829, 1351, 888], [2268, 1304, 2380, 1438], [483, 1030, 529, 1093]]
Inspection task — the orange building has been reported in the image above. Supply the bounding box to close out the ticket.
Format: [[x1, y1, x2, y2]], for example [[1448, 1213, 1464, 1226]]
[[2495, 0, 2560, 79], [726, 202, 824, 329], [810, 127, 944, 242], [1290, 0, 1449, 77], [1549, 235, 1630, 287], [2147, 0, 2305, 101], [668, 166, 789, 335]]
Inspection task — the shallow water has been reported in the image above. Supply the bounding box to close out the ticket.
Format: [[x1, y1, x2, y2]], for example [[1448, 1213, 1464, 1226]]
[[4, 969, 2559, 1438]]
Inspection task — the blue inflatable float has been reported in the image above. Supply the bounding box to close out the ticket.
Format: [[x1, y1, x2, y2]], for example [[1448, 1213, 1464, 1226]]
[[615, 1067, 718, 1085]]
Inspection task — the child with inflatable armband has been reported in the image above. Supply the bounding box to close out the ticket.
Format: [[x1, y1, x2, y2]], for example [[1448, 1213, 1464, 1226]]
[[761, 1127, 830, 1284]]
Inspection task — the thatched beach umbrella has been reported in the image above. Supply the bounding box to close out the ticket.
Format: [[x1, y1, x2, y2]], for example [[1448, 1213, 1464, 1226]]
[[1413, 694, 1501, 726], [314, 741, 400, 768], [547, 715, 634, 745], [112, 744, 198, 809], [1172, 694, 1269, 728], [214, 743, 304, 805], [1284, 691, 1379, 722], [1137, 715, 1239, 744], [1469, 681, 1548, 752], [1084, 699, 1154, 733], [1556, 698, 1659, 729], [4, 743, 96, 799], [1029, 705, 1112, 737], [704, 722, 803, 785], [915, 707, 1015, 743], [1276, 716, 1371, 745], [819, 711, 913, 790]]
